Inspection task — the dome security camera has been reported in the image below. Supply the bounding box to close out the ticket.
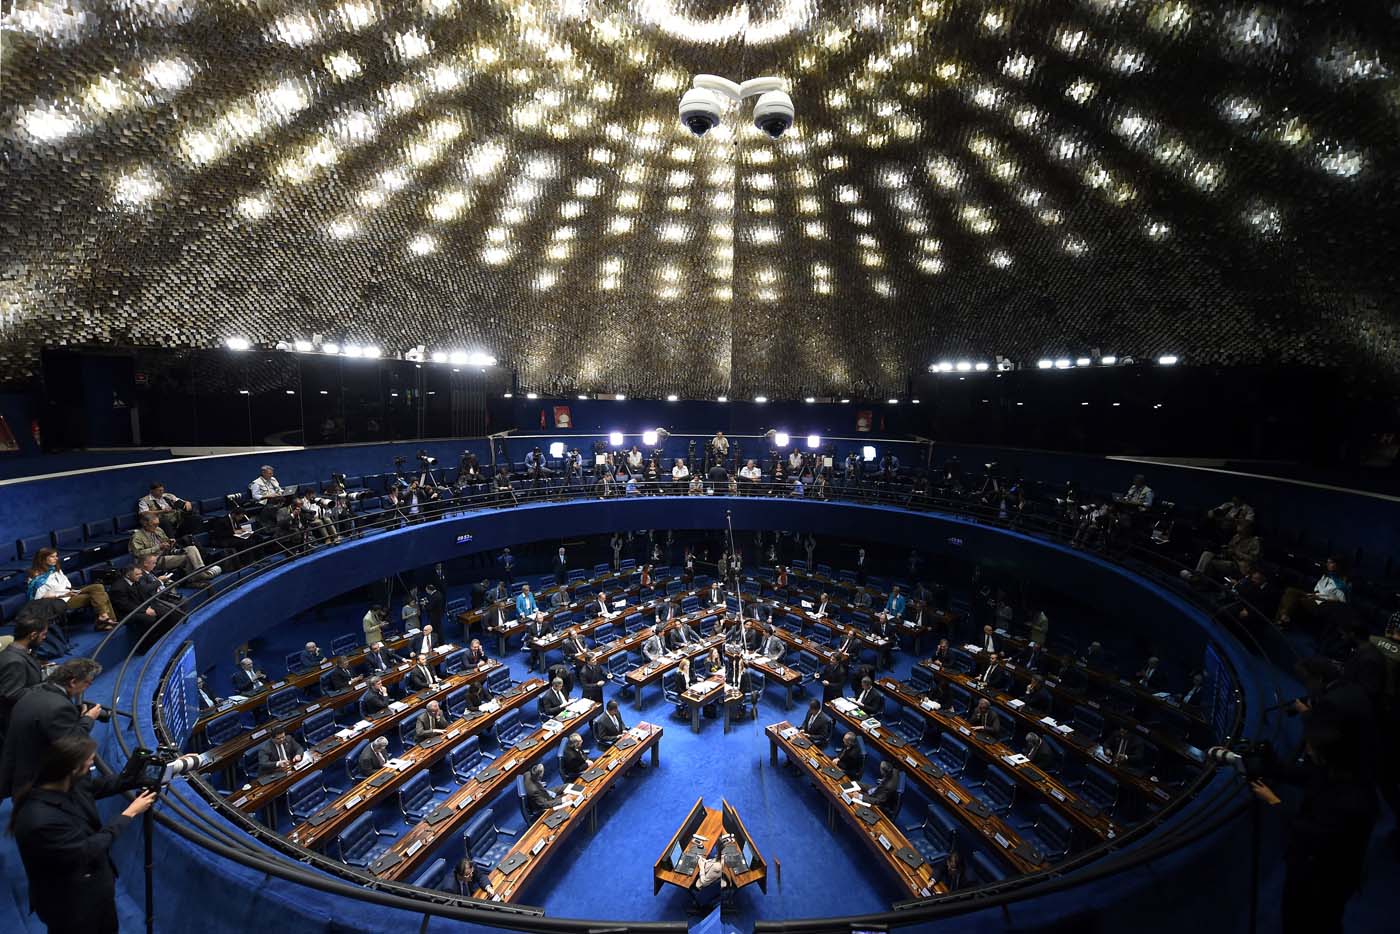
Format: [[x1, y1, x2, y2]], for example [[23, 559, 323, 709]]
[[752, 90, 794, 138], [679, 87, 724, 136]]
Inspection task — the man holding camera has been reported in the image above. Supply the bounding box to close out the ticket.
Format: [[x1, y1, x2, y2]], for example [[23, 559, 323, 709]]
[[130, 511, 219, 584], [0, 658, 106, 800], [137, 481, 200, 539]]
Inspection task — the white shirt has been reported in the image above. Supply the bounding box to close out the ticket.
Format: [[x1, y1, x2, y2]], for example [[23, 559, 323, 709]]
[[788, 452, 802, 470], [33, 568, 74, 601], [739, 465, 761, 481], [672, 464, 690, 480], [250, 476, 284, 501], [1314, 574, 1347, 603], [627, 451, 643, 468], [138, 492, 181, 513], [1125, 484, 1154, 507]]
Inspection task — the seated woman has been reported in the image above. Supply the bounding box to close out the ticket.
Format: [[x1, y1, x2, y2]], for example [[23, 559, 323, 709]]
[[26, 548, 116, 630]]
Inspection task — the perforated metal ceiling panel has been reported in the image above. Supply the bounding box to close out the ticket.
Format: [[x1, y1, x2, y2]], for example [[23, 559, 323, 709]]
[[2, 1, 1396, 397]]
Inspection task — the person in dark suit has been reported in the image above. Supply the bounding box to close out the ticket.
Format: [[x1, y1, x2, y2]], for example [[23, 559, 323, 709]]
[[406, 654, 441, 691], [298, 642, 325, 671], [819, 655, 846, 703], [595, 700, 626, 748], [551, 586, 571, 610], [853, 676, 882, 714], [464, 679, 492, 711], [422, 583, 445, 630], [107, 560, 185, 638], [361, 677, 392, 716], [836, 732, 865, 779], [525, 615, 549, 670], [863, 760, 900, 814], [257, 728, 305, 775], [1135, 656, 1161, 690], [324, 659, 357, 693], [578, 658, 606, 704], [980, 653, 1011, 691], [365, 641, 398, 673], [937, 850, 964, 890], [0, 616, 48, 740], [1023, 732, 1058, 771], [412, 624, 438, 657], [1180, 672, 1207, 708], [195, 675, 219, 712], [1019, 641, 1045, 673], [446, 857, 495, 899], [0, 658, 105, 799], [1022, 675, 1052, 714], [524, 763, 561, 817], [357, 736, 390, 775], [979, 624, 997, 653], [538, 677, 568, 720], [562, 627, 589, 661], [799, 699, 832, 745], [969, 698, 1002, 738], [656, 599, 679, 627], [931, 638, 951, 666], [414, 701, 449, 742], [666, 617, 701, 651], [641, 631, 665, 661], [1080, 641, 1104, 668], [553, 547, 569, 587], [231, 657, 267, 695], [560, 732, 590, 781], [1105, 728, 1147, 772], [464, 639, 489, 668], [12, 735, 159, 934]]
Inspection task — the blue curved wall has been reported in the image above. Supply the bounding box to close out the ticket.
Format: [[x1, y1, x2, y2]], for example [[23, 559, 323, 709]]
[[105, 497, 1275, 934]]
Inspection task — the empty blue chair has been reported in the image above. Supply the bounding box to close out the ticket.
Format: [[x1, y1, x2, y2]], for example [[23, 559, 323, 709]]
[[810, 622, 834, 644], [398, 717, 418, 748], [286, 772, 329, 822], [446, 736, 492, 782], [442, 648, 468, 675], [83, 516, 133, 555], [568, 568, 588, 582], [973, 764, 1017, 815], [285, 651, 307, 675], [1073, 764, 1120, 811], [932, 733, 971, 776], [1027, 802, 1075, 861], [16, 534, 50, 562], [948, 648, 976, 675], [890, 707, 926, 745], [56, 525, 100, 563], [1070, 705, 1104, 741], [698, 615, 718, 635], [593, 562, 611, 576], [302, 709, 337, 745], [607, 652, 631, 693], [486, 666, 513, 693], [397, 772, 438, 823], [681, 594, 700, 614], [493, 709, 528, 748], [593, 622, 615, 644], [745, 671, 766, 714], [336, 813, 388, 867], [267, 687, 301, 720], [970, 850, 1009, 884], [622, 612, 645, 634], [204, 711, 251, 747], [619, 558, 636, 571], [411, 858, 447, 890], [908, 664, 935, 694], [945, 684, 972, 716], [239, 747, 261, 782], [329, 632, 358, 655], [779, 613, 802, 633], [445, 686, 471, 718], [902, 792, 957, 863], [346, 739, 370, 782], [665, 579, 683, 595], [464, 809, 517, 874]]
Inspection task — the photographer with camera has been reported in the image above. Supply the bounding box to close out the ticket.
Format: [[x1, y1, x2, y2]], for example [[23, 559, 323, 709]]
[[0, 658, 106, 800], [10, 734, 159, 934]]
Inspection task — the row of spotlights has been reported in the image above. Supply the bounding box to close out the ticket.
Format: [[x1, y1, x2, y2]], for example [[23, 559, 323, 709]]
[[224, 337, 500, 367], [512, 394, 896, 403]]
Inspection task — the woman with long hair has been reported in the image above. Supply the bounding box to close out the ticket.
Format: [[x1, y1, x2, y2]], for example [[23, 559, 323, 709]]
[[10, 734, 158, 933], [26, 547, 116, 630]]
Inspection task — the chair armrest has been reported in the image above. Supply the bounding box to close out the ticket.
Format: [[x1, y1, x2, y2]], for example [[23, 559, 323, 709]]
[[492, 824, 518, 837]]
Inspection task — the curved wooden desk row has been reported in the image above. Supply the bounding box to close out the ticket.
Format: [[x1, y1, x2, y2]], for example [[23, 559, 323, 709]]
[[873, 678, 1116, 840], [766, 721, 946, 900], [288, 679, 547, 851], [915, 662, 1181, 805], [653, 798, 768, 895], [475, 723, 664, 903], [372, 698, 604, 883]]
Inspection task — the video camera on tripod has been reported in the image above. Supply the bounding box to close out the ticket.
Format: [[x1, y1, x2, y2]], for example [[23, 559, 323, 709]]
[[119, 745, 213, 790]]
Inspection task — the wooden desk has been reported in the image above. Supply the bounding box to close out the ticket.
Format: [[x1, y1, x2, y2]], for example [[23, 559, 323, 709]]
[[464, 568, 652, 654], [626, 634, 725, 708], [229, 661, 500, 818], [823, 699, 1047, 875], [740, 652, 801, 709], [766, 721, 944, 899], [652, 798, 767, 895], [371, 697, 603, 883], [476, 722, 663, 902], [288, 679, 546, 851], [917, 661, 1176, 807], [679, 675, 744, 733], [875, 677, 1116, 841], [194, 629, 422, 732], [719, 799, 768, 893]]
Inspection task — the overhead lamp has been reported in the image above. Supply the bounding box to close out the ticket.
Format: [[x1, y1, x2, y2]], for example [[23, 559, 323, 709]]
[[526, 392, 539, 399], [549, 442, 566, 458], [840, 398, 851, 403], [1054, 359, 1072, 369], [466, 351, 497, 366], [888, 398, 899, 404], [608, 431, 624, 446], [937, 362, 954, 373], [322, 342, 340, 355], [804, 396, 815, 403], [974, 362, 990, 372], [225, 337, 250, 351], [448, 351, 467, 365], [861, 446, 877, 462], [912, 399, 921, 404], [773, 431, 790, 447], [754, 395, 768, 403], [1076, 357, 1091, 367], [666, 394, 679, 401], [344, 344, 363, 358], [717, 395, 728, 402], [1101, 355, 1117, 365], [293, 339, 313, 353], [503, 392, 513, 398], [1158, 355, 1179, 365], [615, 393, 626, 401], [1037, 359, 1053, 369], [430, 351, 447, 363], [955, 361, 972, 372], [364, 346, 381, 358], [806, 434, 821, 448], [578, 394, 590, 400], [642, 429, 659, 446]]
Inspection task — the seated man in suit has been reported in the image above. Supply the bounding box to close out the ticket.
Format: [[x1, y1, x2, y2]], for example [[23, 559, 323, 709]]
[[980, 652, 1011, 691], [852, 588, 873, 608], [365, 641, 399, 673], [578, 657, 606, 704], [1179, 672, 1207, 708], [852, 676, 882, 714], [562, 626, 589, 661], [231, 657, 267, 695], [464, 638, 490, 668], [357, 736, 390, 776], [298, 642, 325, 671], [1022, 731, 1058, 771], [641, 630, 665, 661], [406, 653, 441, 691], [666, 616, 701, 651], [1135, 656, 1162, 690], [863, 760, 900, 814], [811, 592, 831, 618], [979, 624, 998, 654], [1019, 641, 1046, 673], [411, 623, 439, 657], [324, 658, 358, 693], [257, 728, 305, 775], [937, 851, 965, 891], [1079, 641, 1104, 668], [836, 732, 865, 779], [523, 762, 561, 818], [594, 590, 619, 620], [798, 699, 831, 745], [760, 624, 785, 661], [656, 599, 680, 627], [538, 677, 568, 720], [594, 699, 626, 748], [552, 585, 571, 610], [560, 731, 591, 781], [1104, 728, 1148, 772], [1022, 675, 1053, 713], [706, 580, 724, 607], [968, 698, 1002, 738], [464, 678, 493, 711], [361, 676, 392, 716], [930, 638, 952, 666], [414, 700, 449, 742]]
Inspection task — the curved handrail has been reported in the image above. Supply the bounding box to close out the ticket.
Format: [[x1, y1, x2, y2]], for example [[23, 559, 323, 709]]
[[101, 477, 1285, 932]]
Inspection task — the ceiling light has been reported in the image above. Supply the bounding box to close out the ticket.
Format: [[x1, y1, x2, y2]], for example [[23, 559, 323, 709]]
[[615, 394, 626, 401], [322, 342, 341, 355], [293, 340, 313, 353], [955, 361, 972, 372], [1076, 357, 1091, 366], [974, 362, 990, 372], [1101, 355, 1117, 365], [466, 351, 497, 367], [608, 431, 624, 446], [774, 432, 790, 447], [1159, 355, 1179, 365], [549, 442, 566, 458], [1037, 359, 1053, 369], [862, 446, 877, 462], [225, 337, 250, 351], [642, 430, 659, 446], [754, 396, 768, 403], [526, 392, 538, 399], [667, 394, 679, 402], [1055, 359, 1072, 369], [503, 392, 513, 398]]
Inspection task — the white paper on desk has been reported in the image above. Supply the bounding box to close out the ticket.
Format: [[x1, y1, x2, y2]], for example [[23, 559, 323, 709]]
[[542, 719, 563, 734], [1008, 699, 1026, 709], [386, 758, 412, 771], [920, 698, 941, 711], [963, 644, 983, 654], [353, 719, 372, 731], [1055, 723, 1075, 734], [1003, 753, 1030, 766], [294, 756, 314, 771], [1040, 716, 1058, 727], [779, 726, 798, 740], [388, 701, 409, 713], [480, 700, 501, 712], [860, 717, 881, 730], [228, 695, 249, 703], [565, 699, 591, 713], [405, 627, 422, 637], [334, 728, 357, 740], [435, 644, 453, 654]]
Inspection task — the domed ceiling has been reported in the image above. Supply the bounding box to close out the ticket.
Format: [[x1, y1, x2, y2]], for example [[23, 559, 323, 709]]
[[1, 1, 1396, 398]]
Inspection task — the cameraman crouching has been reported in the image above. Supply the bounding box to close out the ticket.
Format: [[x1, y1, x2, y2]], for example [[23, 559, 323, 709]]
[[10, 734, 158, 934]]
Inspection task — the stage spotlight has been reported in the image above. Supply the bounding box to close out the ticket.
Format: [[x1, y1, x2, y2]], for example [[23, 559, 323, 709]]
[[1101, 355, 1117, 365], [975, 362, 991, 372], [806, 434, 821, 448], [1076, 357, 1091, 366], [1055, 359, 1072, 369], [1159, 355, 1179, 365], [549, 442, 566, 458], [862, 446, 877, 461], [1037, 359, 1053, 369], [717, 395, 728, 403], [804, 396, 815, 403], [526, 392, 539, 399], [293, 340, 313, 353], [666, 394, 679, 401], [608, 431, 624, 446], [642, 429, 658, 446], [430, 351, 447, 363], [615, 393, 626, 401], [955, 361, 972, 372], [774, 432, 790, 447], [322, 342, 341, 355], [754, 395, 768, 403], [225, 337, 250, 351]]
